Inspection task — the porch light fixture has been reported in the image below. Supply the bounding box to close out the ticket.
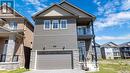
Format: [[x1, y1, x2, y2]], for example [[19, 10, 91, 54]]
[[43, 47, 45, 50], [63, 46, 65, 50]]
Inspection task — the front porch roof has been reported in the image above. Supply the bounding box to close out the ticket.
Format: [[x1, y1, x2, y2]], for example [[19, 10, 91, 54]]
[[0, 26, 24, 37]]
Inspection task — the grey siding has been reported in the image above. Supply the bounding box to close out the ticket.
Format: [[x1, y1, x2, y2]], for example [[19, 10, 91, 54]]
[[33, 18, 78, 51]]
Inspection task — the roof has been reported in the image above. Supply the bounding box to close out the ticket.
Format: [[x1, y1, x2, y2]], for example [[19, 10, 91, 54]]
[[0, 5, 34, 28], [60, 1, 96, 19], [92, 42, 100, 47], [101, 42, 118, 48], [32, 4, 77, 18], [32, 1, 96, 20], [119, 41, 130, 47]]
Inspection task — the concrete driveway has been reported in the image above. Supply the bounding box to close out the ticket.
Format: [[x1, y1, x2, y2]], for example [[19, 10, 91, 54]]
[[24, 69, 86, 73]]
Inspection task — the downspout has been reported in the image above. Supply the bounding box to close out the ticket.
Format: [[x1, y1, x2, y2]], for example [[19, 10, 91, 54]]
[[91, 20, 98, 68]]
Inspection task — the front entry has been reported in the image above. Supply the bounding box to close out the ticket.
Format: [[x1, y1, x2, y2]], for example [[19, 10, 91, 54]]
[[36, 51, 73, 70]]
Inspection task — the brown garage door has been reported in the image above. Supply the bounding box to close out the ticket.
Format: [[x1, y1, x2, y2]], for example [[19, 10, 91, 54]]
[[36, 51, 73, 70]]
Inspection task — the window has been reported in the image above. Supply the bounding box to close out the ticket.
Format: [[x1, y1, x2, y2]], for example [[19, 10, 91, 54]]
[[44, 20, 51, 30], [60, 20, 67, 29], [52, 20, 59, 29], [9, 21, 17, 30]]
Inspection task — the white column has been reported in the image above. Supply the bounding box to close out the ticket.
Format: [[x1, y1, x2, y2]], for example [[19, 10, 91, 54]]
[[5, 34, 16, 62]]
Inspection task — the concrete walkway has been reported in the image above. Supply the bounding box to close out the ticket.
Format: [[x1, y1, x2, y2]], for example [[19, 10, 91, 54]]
[[24, 69, 86, 73]]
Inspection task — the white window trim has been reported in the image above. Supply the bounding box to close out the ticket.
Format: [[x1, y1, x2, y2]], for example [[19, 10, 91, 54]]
[[52, 20, 59, 30], [43, 20, 51, 30], [60, 19, 67, 29]]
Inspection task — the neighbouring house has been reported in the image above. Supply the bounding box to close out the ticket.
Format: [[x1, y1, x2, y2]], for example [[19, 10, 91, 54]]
[[0, 4, 34, 70], [101, 42, 121, 59], [119, 42, 130, 59], [30, 1, 97, 71], [93, 43, 101, 59]]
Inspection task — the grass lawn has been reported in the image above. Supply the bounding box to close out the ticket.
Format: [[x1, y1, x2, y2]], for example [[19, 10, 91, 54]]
[[90, 59, 130, 73], [0, 68, 29, 73]]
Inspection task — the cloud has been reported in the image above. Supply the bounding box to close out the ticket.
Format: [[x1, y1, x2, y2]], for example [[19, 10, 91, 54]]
[[96, 34, 130, 41], [94, 11, 130, 28], [121, 0, 130, 10], [22, 0, 48, 15], [25, 0, 40, 4], [93, 0, 130, 30]]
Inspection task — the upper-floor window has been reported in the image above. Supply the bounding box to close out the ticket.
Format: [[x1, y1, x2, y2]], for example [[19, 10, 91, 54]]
[[44, 20, 51, 30], [9, 21, 17, 30], [60, 20, 67, 29], [52, 20, 59, 29]]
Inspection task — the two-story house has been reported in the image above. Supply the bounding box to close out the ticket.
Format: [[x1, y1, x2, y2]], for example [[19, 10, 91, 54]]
[[30, 1, 97, 71], [0, 4, 33, 70], [101, 42, 121, 59], [119, 42, 130, 59]]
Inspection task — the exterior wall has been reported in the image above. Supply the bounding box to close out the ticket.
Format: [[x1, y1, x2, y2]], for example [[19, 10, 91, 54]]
[[96, 46, 102, 59], [24, 22, 34, 48], [104, 48, 114, 59], [33, 18, 77, 51], [120, 47, 130, 59], [101, 47, 121, 59], [30, 50, 36, 69], [93, 45, 102, 59], [32, 18, 80, 69], [113, 48, 121, 59], [0, 62, 20, 70]]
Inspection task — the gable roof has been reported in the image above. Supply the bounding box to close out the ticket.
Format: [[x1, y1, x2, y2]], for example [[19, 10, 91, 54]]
[[95, 43, 100, 47], [0, 5, 24, 17], [92, 42, 100, 47], [119, 41, 130, 47], [60, 1, 96, 20], [32, 1, 96, 20], [0, 5, 34, 28], [32, 4, 77, 18], [101, 42, 118, 48]]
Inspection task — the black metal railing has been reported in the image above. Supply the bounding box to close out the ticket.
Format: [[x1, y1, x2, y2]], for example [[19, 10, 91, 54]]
[[0, 54, 19, 62]]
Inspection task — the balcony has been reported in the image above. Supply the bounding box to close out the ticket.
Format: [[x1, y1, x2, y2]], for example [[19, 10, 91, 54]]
[[77, 26, 93, 39], [122, 48, 130, 52]]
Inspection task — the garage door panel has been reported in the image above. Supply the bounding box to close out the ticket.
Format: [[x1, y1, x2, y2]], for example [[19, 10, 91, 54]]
[[36, 51, 72, 70]]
